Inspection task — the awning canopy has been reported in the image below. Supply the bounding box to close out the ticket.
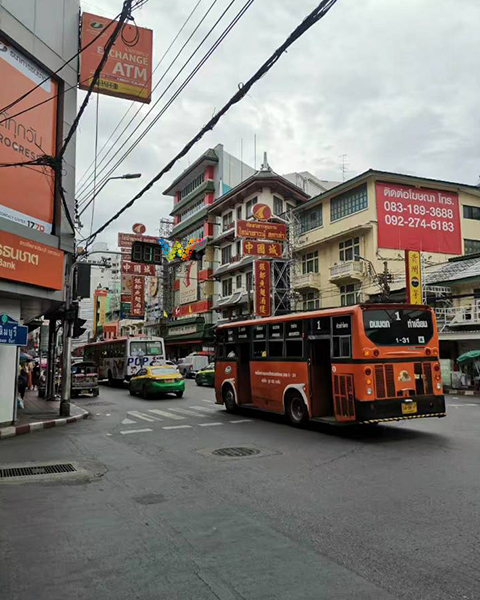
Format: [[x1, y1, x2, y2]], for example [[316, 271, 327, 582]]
[[457, 350, 480, 364]]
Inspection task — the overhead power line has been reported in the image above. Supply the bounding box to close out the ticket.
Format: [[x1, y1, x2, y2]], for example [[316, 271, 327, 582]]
[[83, 0, 340, 248]]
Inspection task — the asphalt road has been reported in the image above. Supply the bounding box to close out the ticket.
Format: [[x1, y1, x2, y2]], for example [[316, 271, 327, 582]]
[[1, 381, 479, 600]]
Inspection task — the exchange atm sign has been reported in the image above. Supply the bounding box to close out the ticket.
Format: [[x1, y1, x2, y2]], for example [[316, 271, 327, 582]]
[[376, 183, 461, 254]]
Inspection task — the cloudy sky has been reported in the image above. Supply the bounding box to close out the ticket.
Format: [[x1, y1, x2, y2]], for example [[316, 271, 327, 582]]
[[75, 0, 480, 248]]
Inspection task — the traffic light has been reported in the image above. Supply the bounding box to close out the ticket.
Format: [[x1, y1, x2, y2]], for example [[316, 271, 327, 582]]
[[72, 317, 87, 338]]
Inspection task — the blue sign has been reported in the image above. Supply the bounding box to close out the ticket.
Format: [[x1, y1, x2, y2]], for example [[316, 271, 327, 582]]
[[0, 314, 28, 346]]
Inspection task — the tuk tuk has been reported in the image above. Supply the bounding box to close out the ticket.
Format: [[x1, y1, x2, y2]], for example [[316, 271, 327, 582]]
[[71, 361, 99, 398]]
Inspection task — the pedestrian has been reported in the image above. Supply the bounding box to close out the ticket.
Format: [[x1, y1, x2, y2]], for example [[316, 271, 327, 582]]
[[33, 361, 40, 390], [18, 368, 28, 401], [26, 363, 33, 390]]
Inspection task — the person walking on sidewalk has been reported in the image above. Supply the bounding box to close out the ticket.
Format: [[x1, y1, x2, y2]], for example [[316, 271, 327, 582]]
[[18, 368, 28, 407], [32, 361, 40, 390]]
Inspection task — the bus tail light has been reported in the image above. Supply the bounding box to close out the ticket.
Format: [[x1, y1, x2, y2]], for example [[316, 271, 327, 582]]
[[367, 388, 373, 395], [364, 367, 372, 376], [363, 349, 370, 357], [433, 363, 440, 372], [435, 374, 441, 381], [436, 383, 442, 390], [425, 348, 431, 355], [366, 379, 372, 385], [373, 349, 379, 357]]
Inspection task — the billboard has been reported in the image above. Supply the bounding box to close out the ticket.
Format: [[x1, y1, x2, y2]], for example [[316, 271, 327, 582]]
[[254, 260, 271, 317], [0, 231, 64, 289], [179, 262, 198, 305], [131, 276, 145, 317], [79, 13, 153, 103], [376, 183, 461, 254], [0, 38, 57, 233], [118, 232, 158, 248], [405, 250, 422, 305], [237, 220, 286, 241], [243, 240, 282, 258]]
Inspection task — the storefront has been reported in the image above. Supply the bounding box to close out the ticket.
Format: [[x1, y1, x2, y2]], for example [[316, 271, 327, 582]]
[[164, 317, 215, 359]]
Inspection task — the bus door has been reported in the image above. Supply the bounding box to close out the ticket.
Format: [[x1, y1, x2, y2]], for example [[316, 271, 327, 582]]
[[236, 326, 252, 405], [331, 316, 356, 422], [308, 316, 333, 417]]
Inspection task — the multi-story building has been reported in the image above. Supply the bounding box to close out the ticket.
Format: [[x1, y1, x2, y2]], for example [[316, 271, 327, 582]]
[[0, 0, 78, 424], [162, 144, 255, 357], [208, 160, 310, 322], [292, 170, 480, 311]]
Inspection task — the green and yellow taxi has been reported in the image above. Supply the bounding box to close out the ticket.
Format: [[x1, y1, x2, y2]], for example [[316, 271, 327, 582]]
[[195, 363, 215, 387], [129, 365, 185, 399]]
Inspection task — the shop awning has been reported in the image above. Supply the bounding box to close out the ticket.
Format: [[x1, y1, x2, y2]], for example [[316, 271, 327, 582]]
[[457, 350, 480, 364]]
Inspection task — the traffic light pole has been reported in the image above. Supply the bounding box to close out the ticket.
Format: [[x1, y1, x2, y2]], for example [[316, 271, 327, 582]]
[[60, 260, 77, 418]]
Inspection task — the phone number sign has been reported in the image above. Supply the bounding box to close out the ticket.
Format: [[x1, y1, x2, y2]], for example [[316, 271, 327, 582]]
[[376, 183, 461, 254]]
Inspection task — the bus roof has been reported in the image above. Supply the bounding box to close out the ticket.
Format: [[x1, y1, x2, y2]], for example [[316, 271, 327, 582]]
[[216, 303, 431, 330], [82, 336, 162, 346]]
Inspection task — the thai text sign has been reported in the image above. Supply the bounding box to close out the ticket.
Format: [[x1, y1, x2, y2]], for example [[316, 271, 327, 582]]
[[79, 13, 153, 103], [118, 233, 158, 248], [254, 260, 271, 317], [376, 183, 461, 254], [405, 250, 422, 305], [0, 231, 64, 289], [0, 314, 28, 346], [243, 240, 282, 258], [121, 260, 155, 276], [237, 220, 286, 241], [0, 38, 57, 233], [131, 276, 145, 316]]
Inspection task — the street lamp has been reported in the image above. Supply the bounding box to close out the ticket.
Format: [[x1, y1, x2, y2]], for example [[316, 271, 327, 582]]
[[77, 173, 142, 219]]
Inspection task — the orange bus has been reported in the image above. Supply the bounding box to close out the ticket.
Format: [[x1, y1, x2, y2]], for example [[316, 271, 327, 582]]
[[214, 304, 446, 426]]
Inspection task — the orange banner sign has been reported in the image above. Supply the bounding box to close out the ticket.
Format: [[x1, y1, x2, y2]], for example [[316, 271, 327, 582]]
[[0, 230, 64, 289], [0, 38, 57, 233], [243, 240, 282, 258], [79, 13, 153, 103], [237, 220, 286, 241], [254, 260, 271, 317]]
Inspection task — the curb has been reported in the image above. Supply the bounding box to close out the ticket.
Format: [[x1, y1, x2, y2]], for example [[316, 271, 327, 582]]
[[0, 405, 90, 440], [446, 389, 480, 397]]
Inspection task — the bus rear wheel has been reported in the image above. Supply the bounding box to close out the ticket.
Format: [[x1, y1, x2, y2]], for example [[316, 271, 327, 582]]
[[223, 386, 237, 413], [286, 394, 308, 427]]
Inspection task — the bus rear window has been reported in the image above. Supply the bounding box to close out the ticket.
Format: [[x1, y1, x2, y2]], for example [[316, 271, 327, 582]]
[[363, 309, 433, 346], [130, 341, 164, 357]]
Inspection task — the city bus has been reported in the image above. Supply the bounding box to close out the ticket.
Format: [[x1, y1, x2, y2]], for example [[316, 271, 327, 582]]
[[214, 304, 446, 426], [81, 337, 166, 385]]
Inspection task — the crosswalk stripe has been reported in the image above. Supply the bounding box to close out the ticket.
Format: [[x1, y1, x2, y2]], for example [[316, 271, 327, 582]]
[[162, 425, 192, 430], [120, 428, 153, 435], [201, 399, 215, 404], [229, 419, 252, 423], [189, 406, 217, 413], [148, 409, 185, 420], [198, 422, 223, 427], [122, 418, 137, 425], [169, 407, 208, 417], [127, 411, 157, 422]]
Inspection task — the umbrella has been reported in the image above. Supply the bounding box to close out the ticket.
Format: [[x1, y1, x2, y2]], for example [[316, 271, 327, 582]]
[[20, 352, 33, 363], [457, 350, 480, 364]]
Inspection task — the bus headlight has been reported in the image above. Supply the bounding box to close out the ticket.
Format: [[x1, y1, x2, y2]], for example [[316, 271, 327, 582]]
[[436, 383, 442, 390], [367, 388, 373, 395]]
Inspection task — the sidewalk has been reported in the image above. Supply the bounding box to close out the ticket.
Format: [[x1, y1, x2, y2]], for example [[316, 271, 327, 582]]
[[446, 388, 480, 398], [0, 389, 89, 440]]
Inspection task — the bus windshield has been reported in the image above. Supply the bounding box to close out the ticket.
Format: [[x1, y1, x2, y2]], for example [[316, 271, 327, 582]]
[[130, 341, 164, 357], [362, 308, 433, 346]]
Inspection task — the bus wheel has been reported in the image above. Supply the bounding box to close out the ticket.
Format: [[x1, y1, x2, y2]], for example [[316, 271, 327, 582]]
[[223, 386, 237, 413], [286, 394, 308, 426]]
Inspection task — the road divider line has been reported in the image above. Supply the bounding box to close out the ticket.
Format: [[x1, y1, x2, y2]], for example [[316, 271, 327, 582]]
[[229, 420, 253, 423], [120, 428, 153, 435], [148, 409, 185, 420], [198, 422, 223, 427], [169, 407, 208, 417], [162, 425, 193, 430], [127, 411, 157, 422]]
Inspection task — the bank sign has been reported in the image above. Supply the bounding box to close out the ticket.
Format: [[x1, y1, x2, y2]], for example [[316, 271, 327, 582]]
[[376, 183, 461, 254]]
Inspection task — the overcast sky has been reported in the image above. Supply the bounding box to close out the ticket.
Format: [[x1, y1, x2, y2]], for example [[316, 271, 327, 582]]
[[75, 0, 480, 248]]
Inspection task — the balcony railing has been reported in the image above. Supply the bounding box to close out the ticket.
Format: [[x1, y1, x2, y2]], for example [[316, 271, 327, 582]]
[[435, 305, 480, 331], [293, 272, 321, 289], [329, 260, 366, 283], [222, 222, 235, 232]]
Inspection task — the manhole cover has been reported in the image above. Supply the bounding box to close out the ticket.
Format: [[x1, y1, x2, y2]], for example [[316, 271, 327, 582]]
[[0, 463, 77, 479], [212, 447, 261, 458]]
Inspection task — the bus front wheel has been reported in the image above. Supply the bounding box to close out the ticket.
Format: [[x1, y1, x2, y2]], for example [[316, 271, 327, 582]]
[[223, 386, 237, 413], [286, 394, 308, 427]]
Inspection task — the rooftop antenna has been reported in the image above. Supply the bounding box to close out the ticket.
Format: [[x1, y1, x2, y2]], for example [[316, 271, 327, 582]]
[[254, 134, 257, 170], [339, 154, 348, 182]]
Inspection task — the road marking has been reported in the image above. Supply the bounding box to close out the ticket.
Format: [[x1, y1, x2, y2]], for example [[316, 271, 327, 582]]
[[169, 407, 208, 417], [190, 405, 217, 413], [198, 422, 223, 427], [229, 419, 253, 423], [452, 397, 459, 399], [122, 418, 137, 425], [201, 399, 215, 404], [464, 403, 479, 407], [127, 411, 157, 422], [162, 425, 192, 430], [120, 428, 153, 435], [148, 409, 185, 420]]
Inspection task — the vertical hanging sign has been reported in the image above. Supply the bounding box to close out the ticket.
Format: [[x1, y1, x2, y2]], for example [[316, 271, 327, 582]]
[[131, 276, 145, 316], [254, 260, 271, 317], [405, 250, 422, 305]]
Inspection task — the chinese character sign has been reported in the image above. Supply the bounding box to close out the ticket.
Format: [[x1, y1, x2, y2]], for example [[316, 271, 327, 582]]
[[254, 260, 271, 317], [121, 261, 156, 276], [243, 240, 282, 258], [131, 277, 145, 317], [405, 250, 422, 305]]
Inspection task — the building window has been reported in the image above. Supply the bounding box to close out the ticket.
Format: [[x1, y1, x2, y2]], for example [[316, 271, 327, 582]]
[[178, 198, 204, 222], [330, 184, 368, 222], [340, 283, 360, 307], [180, 172, 205, 200], [222, 278, 233, 297], [300, 206, 323, 234], [222, 212, 233, 231], [246, 271, 253, 289], [464, 239, 480, 255], [237, 206, 242, 220], [273, 196, 283, 216], [463, 205, 480, 221], [339, 237, 360, 261], [301, 251, 319, 274], [236, 241, 241, 256], [236, 274, 242, 289], [221, 245, 232, 264], [246, 197, 258, 218], [181, 224, 204, 245], [303, 290, 320, 311]]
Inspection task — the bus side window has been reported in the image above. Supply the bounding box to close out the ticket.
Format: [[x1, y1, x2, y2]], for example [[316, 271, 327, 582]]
[[268, 340, 283, 358], [285, 340, 303, 358], [253, 341, 266, 358], [332, 336, 351, 358]]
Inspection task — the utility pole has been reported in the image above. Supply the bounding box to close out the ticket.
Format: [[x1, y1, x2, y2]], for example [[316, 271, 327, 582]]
[[60, 259, 76, 417]]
